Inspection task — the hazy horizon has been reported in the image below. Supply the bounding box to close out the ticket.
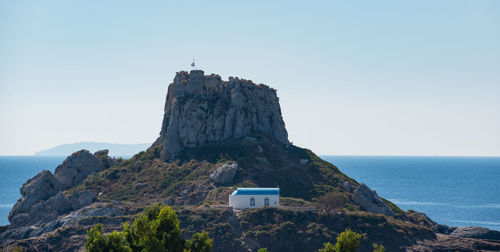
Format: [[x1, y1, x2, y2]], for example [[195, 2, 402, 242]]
[[1, 1, 499, 156]]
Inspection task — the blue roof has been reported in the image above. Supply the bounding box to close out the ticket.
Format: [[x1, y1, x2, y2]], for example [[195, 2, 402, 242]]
[[231, 188, 279, 196]]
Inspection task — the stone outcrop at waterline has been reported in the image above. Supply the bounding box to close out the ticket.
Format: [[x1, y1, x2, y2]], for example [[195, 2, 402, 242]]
[[7, 150, 115, 227]]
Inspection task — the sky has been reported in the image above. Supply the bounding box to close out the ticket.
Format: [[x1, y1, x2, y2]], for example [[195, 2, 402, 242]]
[[1, 0, 499, 156]]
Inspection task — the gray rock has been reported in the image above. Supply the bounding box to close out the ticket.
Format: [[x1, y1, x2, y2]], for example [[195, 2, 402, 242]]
[[300, 159, 309, 165], [352, 183, 395, 216], [210, 163, 239, 185], [134, 183, 148, 191], [93, 149, 109, 156], [0, 225, 36, 240], [95, 149, 117, 168], [55, 204, 121, 228], [54, 149, 107, 188], [10, 192, 72, 227], [450, 226, 500, 241], [342, 181, 352, 191], [434, 224, 456, 235], [8, 170, 65, 225], [70, 190, 96, 210], [158, 70, 289, 160], [1, 204, 123, 240]]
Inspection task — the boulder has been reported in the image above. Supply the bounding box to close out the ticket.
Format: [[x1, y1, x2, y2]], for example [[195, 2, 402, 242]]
[[352, 183, 395, 216], [450, 227, 500, 241], [342, 181, 352, 192], [134, 183, 148, 191], [54, 150, 108, 188], [158, 70, 289, 160], [8, 170, 65, 225], [93, 149, 109, 156], [10, 192, 72, 227], [70, 190, 96, 210], [94, 149, 117, 167], [210, 163, 239, 185]]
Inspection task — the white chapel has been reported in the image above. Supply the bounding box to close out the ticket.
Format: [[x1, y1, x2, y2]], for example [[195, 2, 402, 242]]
[[229, 188, 280, 209]]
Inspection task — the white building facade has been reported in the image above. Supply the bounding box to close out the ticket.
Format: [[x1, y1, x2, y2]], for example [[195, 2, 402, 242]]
[[229, 188, 279, 209]]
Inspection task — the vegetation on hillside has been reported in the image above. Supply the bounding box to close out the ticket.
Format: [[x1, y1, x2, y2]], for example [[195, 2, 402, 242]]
[[85, 205, 212, 252], [318, 229, 385, 252], [69, 135, 432, 251]]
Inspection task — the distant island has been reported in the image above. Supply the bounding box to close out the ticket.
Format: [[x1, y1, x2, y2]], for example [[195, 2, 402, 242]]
[[34, 142, 150, 157]]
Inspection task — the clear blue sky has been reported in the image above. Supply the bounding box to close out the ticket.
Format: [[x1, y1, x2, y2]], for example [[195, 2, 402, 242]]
[[1, 0, 499, 156]]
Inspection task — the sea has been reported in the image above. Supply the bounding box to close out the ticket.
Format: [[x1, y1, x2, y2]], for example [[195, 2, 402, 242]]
[[0, 155, 499, 231]]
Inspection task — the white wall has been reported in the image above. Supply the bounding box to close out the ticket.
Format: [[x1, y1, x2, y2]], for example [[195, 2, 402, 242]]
[[229, 194, 279, 209]]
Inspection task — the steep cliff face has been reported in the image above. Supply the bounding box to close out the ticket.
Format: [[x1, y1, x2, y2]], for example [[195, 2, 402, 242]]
[[158, 70, 289, 160]]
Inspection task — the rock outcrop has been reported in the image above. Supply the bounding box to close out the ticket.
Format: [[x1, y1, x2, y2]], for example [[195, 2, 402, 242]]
[[158, 70, 289, 160], [450, 226, 500, 241], [54, 149, 114, 188], [70, 190, 96, 210], [0, 202, 124, 241], [9, 192, 72, 227], [352, 183, 395, 216], [209, 163, 239, 185], [8, 170, 65, 225], [8, 150, 115, 227]]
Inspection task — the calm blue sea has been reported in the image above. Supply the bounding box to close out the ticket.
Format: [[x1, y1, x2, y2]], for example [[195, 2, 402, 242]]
[[0, 156, 499, 231], [322, 156, 500, 231]]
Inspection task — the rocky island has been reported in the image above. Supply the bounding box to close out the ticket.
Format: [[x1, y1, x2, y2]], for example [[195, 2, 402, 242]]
[[1, 70, 500, 251]]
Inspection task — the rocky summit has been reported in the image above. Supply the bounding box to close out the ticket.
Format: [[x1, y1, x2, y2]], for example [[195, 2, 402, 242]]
[[158, 70, 289, 160], [1, 70, 500, 252]]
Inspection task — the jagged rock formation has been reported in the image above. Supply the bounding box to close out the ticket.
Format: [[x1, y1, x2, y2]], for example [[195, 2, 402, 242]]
[[54, 149, 114, 188], [8, 150, 114, 227], [158, 70, 289, 160], [7, 170, 65, 225], [352, 183, 395, 216]]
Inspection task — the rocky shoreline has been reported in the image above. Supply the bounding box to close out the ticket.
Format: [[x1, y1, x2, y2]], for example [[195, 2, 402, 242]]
[[2, 70, 500, 251]]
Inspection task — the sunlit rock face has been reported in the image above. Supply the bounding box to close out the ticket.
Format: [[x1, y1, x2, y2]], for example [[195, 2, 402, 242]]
[[158, 70, 289, 160]]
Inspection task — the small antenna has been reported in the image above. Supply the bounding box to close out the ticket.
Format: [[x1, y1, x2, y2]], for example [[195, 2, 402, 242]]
[[191, 59, 196, 70]]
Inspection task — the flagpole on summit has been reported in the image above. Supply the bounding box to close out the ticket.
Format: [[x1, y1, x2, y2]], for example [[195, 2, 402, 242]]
[[191, 59, 196, 70]]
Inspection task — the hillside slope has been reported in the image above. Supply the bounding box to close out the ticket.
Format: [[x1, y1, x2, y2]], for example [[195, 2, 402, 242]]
[[2, 70, 500, 251]]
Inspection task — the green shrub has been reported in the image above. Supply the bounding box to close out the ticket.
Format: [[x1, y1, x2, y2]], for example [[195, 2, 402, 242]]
[[85, 224, 131, 252], [318, 228, 361, 252], [334, 228, 360, 252], [372, 243, 385, 252], [318, 242, 335, 252], [122, 205, 184, 252], [185, 231, 213, 252], [85, 205, 213, 252]]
